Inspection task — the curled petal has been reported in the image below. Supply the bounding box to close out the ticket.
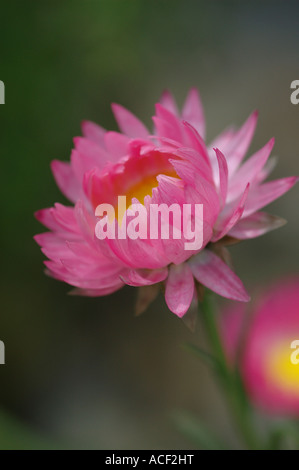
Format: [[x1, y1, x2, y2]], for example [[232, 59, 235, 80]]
[[189, 250, 250, 302], [165, 264, 194, 317], [229, 212, 287, 239], [214, 148, 228, 208]]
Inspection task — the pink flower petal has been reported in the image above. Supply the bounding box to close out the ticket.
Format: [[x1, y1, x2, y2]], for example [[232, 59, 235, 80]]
[[173, 147, 213, 183], [83, 168, 116, 209], [159, 90, 179, 116], [120, 267, 168, 286], [214, 148, 228, 208], [73, 137, 111, 166], [70, 149, 99, 182], [153, 104, 185, 144], [152, 116, 181, 144], [155, 103, 183, 137], [182, 88, 206, 139], [66, 240, 118, 265], [41, 240, 74, 262], [70, 284, 124, 296], [255, 155, 277, 184], [153, 174, 185, 205], [181, 121, 211, 168], [183, 187, 215, 247], [47, 253, 125, 289], [34, 232, 72, 250], [226, 111, 258, 176], [189, 250, 250, 302], [228, 211, 287, 239], [227, 138, 275, 203], [243, 176, 298, 218], [111, 103, 149, 138], [213, 183, 250, 241], [81, 120, 106, 145], [60, 257, 122, 282], [50, 160, 80, 203], [74, 199, 97, 243], [184, 180, 220, 228], [165, 263, 194, 317], [208, 127, 236, 156], [167, 158, 197, 187], [104, 131, 129, 159], [35, 208, 61, 231], [50, 203, 80, 234], [105, 227, 170, 269]]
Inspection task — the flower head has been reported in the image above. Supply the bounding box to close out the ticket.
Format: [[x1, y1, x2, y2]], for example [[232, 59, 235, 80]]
[[221, 278, 299, 416], [35, 89, 297, 317]]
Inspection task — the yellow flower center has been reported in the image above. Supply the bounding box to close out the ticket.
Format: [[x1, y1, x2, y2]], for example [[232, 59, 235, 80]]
[[125, 170, 177, 206], [264, 338, 299, 395], [92, 150, 179, 222]]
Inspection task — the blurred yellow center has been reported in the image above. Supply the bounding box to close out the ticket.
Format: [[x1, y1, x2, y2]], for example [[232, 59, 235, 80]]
[[264, 340, 299, 394]]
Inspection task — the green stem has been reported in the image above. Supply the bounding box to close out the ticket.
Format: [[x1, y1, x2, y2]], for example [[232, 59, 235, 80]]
[[200, 292, 262, 450]]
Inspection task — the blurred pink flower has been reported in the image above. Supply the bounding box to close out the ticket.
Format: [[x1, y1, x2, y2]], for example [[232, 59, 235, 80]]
[[34, 89, 297, 317], [221, 278, 299, 416]]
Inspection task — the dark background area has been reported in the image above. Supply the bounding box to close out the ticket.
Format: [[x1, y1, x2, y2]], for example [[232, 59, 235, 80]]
[[0, 0, 298, 449]]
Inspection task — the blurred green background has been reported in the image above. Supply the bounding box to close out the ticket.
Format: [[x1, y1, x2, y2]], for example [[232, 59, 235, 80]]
[[0, 0, 299, 449]]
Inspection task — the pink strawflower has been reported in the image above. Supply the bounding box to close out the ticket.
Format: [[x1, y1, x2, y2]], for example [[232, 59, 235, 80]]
[[221, 278, 299, 416], [34, 89, 297, 317]]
